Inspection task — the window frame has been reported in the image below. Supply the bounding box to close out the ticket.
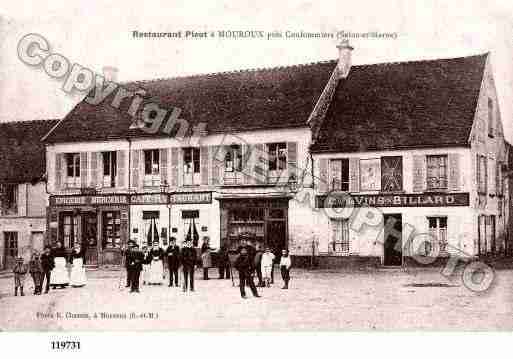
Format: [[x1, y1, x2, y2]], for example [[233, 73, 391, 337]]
[[183, 147, 201, 186], [0, 184, 18, 215], [267, 142, 287, 172], [477, 154, 488, 194], [65, 153, 81, 188], [488, 97, 494, 138], [427, 216, 448, 255], [102, 151, 117, 188], [330, 218, 350, 255], [426, 154, 448, 191], [143, 149, 161, 187], [329, 158, 350, 192]]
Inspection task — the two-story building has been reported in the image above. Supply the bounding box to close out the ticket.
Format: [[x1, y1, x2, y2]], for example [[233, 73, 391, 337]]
[[42, 63, 332, 266], [0, 120, 58, 269], [302, 48, 510, 267]]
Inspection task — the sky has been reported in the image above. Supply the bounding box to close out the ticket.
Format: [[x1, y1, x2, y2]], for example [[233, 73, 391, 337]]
[[1, 0, 512, 142]]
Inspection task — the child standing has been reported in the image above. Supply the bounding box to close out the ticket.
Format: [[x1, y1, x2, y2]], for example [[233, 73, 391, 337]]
[[29, 252, 44, 295], [13, 256, 28, 296], [280, 249, 292, 289], [261, 248, 275, 287]]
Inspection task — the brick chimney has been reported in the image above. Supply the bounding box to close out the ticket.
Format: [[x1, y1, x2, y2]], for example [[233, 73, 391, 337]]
[[102, 66, 119, 82], [336, 39, 353, 79]]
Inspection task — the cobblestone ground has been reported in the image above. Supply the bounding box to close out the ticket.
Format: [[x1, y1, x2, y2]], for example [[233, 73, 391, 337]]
[[0, 267, 512, 331]]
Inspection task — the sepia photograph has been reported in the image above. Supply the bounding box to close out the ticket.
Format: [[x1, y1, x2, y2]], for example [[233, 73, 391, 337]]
[[0, 1, 513, 351]]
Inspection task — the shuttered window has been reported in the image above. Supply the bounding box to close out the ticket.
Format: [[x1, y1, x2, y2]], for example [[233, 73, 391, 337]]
[[426, 155, 447, 190], [428, 217, 447, 254], [183, 148, 200, 186], [144, 149, 160, 187], [381, 156, 403, 192], [65, 153, 81, 188], [102, 151, 117, 188], [329, 159, 349, 191], [224, 145, 243, 185], [477, 154, 487, 194]]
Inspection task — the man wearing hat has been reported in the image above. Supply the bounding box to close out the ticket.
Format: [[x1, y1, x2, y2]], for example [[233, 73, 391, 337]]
[[234, 248, 260, 299], [40, 245, 55, 294], [166, 237, 180, 287], [13, 256, 28, 296], [124, 240, 137, 288], [180, 239, 197, 292], [126, 241, 144, 293]]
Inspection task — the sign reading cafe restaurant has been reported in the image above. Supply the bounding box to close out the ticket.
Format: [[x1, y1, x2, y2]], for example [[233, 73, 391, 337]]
[[316, 192, 470, 208]]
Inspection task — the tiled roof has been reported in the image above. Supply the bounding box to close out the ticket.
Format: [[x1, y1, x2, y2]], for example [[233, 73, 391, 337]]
[[0, 119, 59, 183], [310, 54, 488, 153], [43, 61, 337, 143]]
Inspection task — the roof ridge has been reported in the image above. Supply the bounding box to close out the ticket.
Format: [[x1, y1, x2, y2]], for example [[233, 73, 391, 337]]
[[351, 52, 489, 69], [0, 118, 59, 125], [121, 59, 338, 86]]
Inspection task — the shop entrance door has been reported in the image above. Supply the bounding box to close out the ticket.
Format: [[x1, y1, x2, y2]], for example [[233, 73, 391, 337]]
[[266, 220, 287, 262], [82, 212, 98, 266], [383, 214, 402, 266]]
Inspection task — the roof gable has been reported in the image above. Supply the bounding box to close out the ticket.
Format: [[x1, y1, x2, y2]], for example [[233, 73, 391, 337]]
[[311, 53, 488, 153]]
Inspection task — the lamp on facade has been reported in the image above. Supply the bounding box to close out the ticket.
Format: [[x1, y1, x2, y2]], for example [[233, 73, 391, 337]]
[[287, 174, 298, 193], [160, 180, 170, 193]]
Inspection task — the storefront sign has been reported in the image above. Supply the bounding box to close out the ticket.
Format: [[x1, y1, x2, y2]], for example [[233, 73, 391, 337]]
[[169, 192, 212, 204], [130, 193, 168, 205], [316, 192, 470, 208], [50, 195, 128, 206]]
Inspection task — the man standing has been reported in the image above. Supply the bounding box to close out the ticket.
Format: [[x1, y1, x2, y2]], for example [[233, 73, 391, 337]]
[[234, 248, 260, 299], [124, 241, 135, 288], [166, 237, 180, 287], [280, 249, 292, 289], [40, 245, 54, 294], [181, 240, 196, 292], [217, 243, 230, 280], [127, 244, 144, 293]]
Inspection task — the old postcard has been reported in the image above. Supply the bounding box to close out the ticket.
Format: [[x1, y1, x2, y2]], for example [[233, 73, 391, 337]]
[[0, 0, 512, 355]]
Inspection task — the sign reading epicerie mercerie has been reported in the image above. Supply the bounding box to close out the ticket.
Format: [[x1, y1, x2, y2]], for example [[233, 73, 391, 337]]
[[316, 192, 470, 208], [51, 195, 128, 206]]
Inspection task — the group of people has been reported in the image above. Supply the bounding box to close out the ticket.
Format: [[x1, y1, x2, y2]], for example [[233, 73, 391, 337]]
[[12, 242, 87, 297], [124, 236, 293, 299]]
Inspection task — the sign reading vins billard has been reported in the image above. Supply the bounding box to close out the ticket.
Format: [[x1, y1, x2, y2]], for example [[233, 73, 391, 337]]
[[316, 192, 470, 208]]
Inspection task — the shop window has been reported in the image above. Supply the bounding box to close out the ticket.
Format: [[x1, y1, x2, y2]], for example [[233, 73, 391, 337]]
[[228, 208, 265, 240], [4, 232, 18, 258], [428, 217, 447, 254], [267, 143, 287, 179], [426, 155, 447, 190], [102, 151, 117, 188], [224, 145, 243, 184], [65, 153, 81, 188], [0, 184, 18, 216], [476, 154, 487, 194], [183, 148, 200, 186], [486, 215, 496, 253], [60, 212, 79, 248], [330, 158, 349, 191], [102, 211, 121, 249], [330, 219, 349, 255], [142, 211, 160, 247], [182, 210, 199, 246], [488, 97, 494, 138], [381, 156, 403, 192]]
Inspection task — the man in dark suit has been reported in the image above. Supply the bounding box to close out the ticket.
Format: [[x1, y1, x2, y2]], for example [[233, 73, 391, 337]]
[[234, 248, 260, 299], [217, 243, 230, 280], [166, 237, 180, 287], [40, 245, 55, 294], [181, 240, 197, 292], [127, 244, 144, 293]]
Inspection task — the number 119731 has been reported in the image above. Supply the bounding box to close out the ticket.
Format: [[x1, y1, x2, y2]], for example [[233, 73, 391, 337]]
[[51, 341, 81, 350]]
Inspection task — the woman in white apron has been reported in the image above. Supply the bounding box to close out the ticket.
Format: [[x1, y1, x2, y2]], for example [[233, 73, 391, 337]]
[[147, 242, 164, 285], [70, 244, 87, 287], [50, 242, 69, 289]]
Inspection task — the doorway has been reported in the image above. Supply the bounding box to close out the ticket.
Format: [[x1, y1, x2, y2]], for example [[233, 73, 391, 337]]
[[3, 232, 18, 270], [383, 214, 402, 266], [266, 220, 287, 262]]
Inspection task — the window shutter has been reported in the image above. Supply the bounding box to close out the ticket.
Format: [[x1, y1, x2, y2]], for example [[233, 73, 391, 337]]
[[138, 150, 145, 188], [90, 152, 97, 188], [329, 159, 342, 191], [318, 158, 328, 193], [412, 155, 426, 192], [287, 142, 297, 182], [210, 146, 221, 186], [117, 150, 126, 188], [159, 148, 168, 186], [170, 148, 179, 187], [242, 144, 252, 185], [131, 150, 139, 189], [200, 146, 209, 185], [80, 152, 88, 188], [177, 148, 184, 187], [448, 153, 460, 191], [55, 153, 63, 189], [253, 144, 266, 184], [349, 158, 359, 192]]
